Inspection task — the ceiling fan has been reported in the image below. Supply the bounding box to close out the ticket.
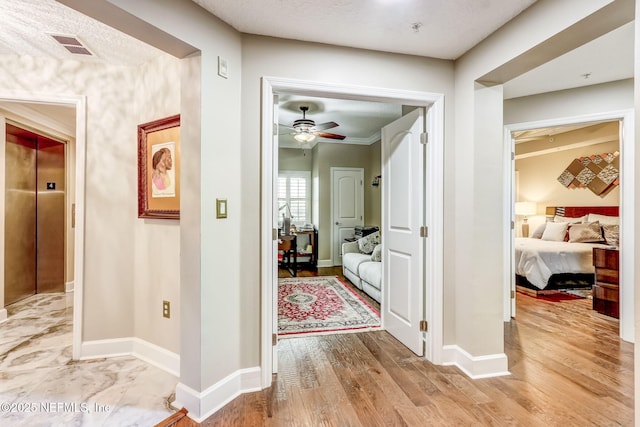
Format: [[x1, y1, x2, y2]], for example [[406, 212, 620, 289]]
[[281, 106, 346, 143]]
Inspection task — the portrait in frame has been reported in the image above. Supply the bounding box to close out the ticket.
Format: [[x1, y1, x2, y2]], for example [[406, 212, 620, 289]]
[[138, 114, 180, 219]]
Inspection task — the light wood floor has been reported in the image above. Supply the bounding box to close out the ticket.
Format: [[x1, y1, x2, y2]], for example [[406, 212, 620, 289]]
[[192, 276, 633, 426]]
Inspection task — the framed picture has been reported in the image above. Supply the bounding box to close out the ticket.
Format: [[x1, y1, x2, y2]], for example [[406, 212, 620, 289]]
[[138, 114, 180, 219]]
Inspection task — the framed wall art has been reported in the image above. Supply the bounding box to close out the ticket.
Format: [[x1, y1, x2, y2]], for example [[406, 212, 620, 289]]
[[138, 114, 180, 219]]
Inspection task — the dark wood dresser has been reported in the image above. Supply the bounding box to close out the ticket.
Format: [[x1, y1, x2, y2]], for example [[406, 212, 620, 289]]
[[592, 247, 619, 318]]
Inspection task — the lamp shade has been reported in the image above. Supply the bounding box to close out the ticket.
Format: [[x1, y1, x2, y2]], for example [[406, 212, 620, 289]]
[[515, 201, 536, 216], [294, 132, 316, 143]]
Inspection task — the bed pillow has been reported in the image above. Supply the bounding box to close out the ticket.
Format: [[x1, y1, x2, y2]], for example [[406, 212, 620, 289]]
[[602, 224, 619, 246], [554, 214, 587, 224], [541, 221, 569, 241], [530, 223, 546, 239], [568, 221, 604, 243], [587, 213, 619, 225], [357, 231, 381, 254]]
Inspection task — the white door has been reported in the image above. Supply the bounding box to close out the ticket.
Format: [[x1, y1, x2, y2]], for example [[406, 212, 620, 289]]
[[331, 168, 364, 265], [382, 108, 424, 356], [271, 95, 280, 373]]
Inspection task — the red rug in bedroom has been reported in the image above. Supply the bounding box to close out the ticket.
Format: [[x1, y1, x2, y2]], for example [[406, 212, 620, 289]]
[[278, 276, 381, 337]]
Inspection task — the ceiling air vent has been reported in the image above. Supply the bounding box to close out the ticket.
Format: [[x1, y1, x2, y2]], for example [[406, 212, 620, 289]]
[[48, 34, 94, 56]]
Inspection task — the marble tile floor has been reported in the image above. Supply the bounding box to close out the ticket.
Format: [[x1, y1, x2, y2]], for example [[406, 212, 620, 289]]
[[0, 292, 178, 426]]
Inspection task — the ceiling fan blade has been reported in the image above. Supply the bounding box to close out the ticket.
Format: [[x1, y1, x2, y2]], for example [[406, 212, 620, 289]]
[[314, 121, 339, 131], [316, 132, 346, 140]]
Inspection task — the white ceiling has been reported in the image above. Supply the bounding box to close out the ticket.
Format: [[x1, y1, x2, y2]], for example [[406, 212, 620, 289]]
[[0, 0, 163, 66], [0, 0, 634, 144], [193, 0, 538, 60]]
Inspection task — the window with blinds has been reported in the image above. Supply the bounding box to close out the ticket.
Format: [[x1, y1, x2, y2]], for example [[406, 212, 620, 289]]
[[278, 171, 311, 225]]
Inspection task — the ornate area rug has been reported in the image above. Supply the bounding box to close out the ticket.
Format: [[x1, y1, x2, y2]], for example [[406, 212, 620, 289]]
[[278, 276, 381, 337]]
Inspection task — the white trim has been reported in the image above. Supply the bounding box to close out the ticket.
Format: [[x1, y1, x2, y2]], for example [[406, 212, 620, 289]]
[[65, 281, 74, 292], [80, 337, 180, 377], [504, 110, 634, 342], [442, 345, 510, 379], [317, 259, 333, 268], [261, 76, 446, 388], [0, 308, 7, 323], [0, 92, 85, 359], [173, 367, 261, 423]]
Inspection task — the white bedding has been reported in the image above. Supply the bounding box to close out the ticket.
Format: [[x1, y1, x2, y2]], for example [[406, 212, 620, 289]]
[[514, 238, 611, 289]]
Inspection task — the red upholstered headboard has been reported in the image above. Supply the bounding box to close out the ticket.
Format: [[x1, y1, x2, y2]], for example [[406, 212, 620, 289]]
[[550, 206, 619, 218]]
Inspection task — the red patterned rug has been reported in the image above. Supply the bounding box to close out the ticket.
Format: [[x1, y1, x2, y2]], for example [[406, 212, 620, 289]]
[[278, 276, 381, 337]]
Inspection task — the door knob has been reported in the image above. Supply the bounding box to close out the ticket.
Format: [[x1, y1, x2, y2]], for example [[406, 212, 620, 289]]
[[335, 222, 341, 225]]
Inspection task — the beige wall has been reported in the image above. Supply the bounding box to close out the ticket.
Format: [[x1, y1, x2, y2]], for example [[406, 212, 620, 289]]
[[311, 142, 380, 261], [504, 79, 633, 124], [280, 141, 382, 263], [279, 147, 312, 171], [241, 33, 454, 369], [515, 140, 620, 235], [0, 53, 183, 352], [365, 140, 382, 230], [516, 140, 620, 209], [133, 54, 182, 353]]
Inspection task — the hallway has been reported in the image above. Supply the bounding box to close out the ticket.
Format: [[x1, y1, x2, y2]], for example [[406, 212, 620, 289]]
[[0, 293, 177, 426]]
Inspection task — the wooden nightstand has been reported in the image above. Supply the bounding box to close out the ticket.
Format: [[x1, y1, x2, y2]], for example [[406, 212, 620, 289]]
[[592, 247, 619, 318]]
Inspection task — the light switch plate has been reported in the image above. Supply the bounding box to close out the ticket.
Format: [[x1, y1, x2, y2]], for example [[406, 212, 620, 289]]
[[218, 56, 228, 78], [216, 198, 227, 218]]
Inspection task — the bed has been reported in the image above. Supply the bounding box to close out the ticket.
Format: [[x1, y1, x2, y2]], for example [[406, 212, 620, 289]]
[[515, 206, 619, 295]]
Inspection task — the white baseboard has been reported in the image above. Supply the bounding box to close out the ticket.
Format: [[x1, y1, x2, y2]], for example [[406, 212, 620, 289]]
[[65, 281, 74, 292], [441, 345, 510, 379], [80, 337, 180, 377], [317, 259, 334, 268], [0, 308, 7, 323], [173, 367, 262, 422]]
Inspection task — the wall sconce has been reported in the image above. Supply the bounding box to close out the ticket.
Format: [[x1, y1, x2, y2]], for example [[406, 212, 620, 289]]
[[372, 175, 381, 187], [515, 201, 537, 237]]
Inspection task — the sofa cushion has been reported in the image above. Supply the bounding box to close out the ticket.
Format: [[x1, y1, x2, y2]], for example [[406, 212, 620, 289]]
[[343, 252, 372, 274], [357, 231, 381, 254], [371, 244, 382, 262], [359, 261, 381, 291]]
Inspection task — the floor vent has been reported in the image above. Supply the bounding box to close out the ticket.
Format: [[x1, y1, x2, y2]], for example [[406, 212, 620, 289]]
[[48, 34, 94, 56]]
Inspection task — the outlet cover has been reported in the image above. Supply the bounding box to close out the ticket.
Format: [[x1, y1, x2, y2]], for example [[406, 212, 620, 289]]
[[163, 300, 170, 318]]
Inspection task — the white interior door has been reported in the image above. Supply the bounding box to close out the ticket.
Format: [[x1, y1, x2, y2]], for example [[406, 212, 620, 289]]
[[271, 95, 280, 373], [331, 168, 364, 265], [382, 108, 424, 356]]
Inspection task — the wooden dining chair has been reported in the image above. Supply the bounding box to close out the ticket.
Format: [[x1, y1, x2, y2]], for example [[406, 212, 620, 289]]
[[278, 235, 297, 277]]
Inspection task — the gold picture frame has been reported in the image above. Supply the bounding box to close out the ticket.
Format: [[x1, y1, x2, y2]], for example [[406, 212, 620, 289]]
[[138, 114, 180, 219]]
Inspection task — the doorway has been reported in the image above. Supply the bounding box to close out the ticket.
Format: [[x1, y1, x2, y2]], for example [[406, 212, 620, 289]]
[[0, 94, 85, 359], [504, 111, 634, 343], [4, 123, 66, 306], [260, 77, 445, 387]]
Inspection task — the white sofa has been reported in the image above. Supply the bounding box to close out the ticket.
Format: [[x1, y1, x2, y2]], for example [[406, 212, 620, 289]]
[[342, 240, 382, 303]]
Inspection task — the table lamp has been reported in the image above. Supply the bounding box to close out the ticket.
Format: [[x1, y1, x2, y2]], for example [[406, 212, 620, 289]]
[[515, 201, 537, 237]]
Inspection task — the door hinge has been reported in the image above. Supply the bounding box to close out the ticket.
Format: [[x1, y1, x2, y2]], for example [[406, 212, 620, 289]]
[[273, 123, 278, 136], [420, 225, 428, 238], [72, 203, 76, 228], [419, 320, 428, 332], [272, 333, 278, 346], [511, 221, 515, 230], [511, 152, 515, 161], [420, 132, 428, 145], [511, 290, 515, 299], [273, 228, 279, 240]]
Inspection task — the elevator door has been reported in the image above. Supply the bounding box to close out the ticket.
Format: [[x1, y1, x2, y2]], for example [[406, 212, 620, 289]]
[[5, 124, 65, 306]]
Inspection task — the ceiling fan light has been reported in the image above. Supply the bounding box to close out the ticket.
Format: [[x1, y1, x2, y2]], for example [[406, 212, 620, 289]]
[[294, 132, 316, 143]]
